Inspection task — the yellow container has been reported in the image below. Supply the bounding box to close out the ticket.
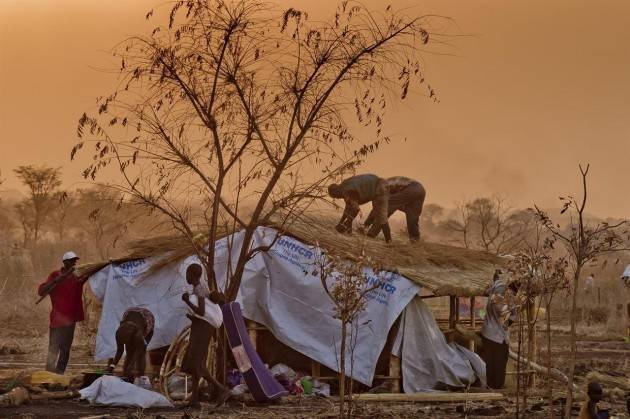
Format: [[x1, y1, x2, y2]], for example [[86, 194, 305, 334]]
[[30, 370, 71, 387]]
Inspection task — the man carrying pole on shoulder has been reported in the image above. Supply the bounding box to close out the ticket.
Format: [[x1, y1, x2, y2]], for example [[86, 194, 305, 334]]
[[37, 251, 87, 375]]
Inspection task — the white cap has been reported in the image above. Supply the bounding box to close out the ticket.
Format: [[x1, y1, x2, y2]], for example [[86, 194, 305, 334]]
[[62, 251, 79, 261]]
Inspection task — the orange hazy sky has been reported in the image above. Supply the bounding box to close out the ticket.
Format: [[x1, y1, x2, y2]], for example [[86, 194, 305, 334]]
[[1, 0, 629, 218]]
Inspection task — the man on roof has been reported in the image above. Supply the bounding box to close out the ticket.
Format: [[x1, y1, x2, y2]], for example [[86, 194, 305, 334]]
[[364, 176, 426, 242], [327, 174, 391, 242], [37, 251, 88, 374]]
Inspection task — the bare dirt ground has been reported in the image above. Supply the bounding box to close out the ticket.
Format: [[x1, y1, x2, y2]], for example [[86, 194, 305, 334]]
[[0, 315, 628, 418]]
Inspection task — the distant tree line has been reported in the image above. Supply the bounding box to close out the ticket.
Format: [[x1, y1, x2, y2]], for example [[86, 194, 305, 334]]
[[417, 197, 537, 255], [0, 165, 156, 260]]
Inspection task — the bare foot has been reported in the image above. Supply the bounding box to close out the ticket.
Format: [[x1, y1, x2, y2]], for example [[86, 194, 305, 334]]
[[215, 389, 231, 407], [187, 401, 201, 409]]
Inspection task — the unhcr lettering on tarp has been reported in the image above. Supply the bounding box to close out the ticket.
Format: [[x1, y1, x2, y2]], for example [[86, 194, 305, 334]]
[[276, 237, 315, 259], [270, 236, 317, 270], [113, 259, 148, 280], [364, 271, 400, 307]]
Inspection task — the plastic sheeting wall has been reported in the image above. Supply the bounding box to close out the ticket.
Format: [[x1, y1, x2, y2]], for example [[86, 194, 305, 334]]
[[90, 226, 483, 390], [393, 297, 485, 392], [90, 227, 419, 385]]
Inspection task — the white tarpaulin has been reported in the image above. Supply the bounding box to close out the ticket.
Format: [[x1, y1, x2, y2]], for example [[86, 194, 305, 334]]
[[392, 297, 485, 392], [89, 257, 193, 361], [89, 226, 447, 386], [79, 376, 173, 408], [233, 227, 421, 385]]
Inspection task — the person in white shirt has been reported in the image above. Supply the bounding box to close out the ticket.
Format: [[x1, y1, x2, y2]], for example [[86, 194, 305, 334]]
[[480, 278, 522, 389]]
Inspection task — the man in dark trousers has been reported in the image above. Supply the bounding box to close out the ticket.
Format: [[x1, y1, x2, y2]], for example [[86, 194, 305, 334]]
[[37, 251, 86, 374], [327, 174, 391, 242], [181, 264, 231, 407], [364, 176, 426, 242], [108, 307, 155, 381], [480, 278, 521, 389]]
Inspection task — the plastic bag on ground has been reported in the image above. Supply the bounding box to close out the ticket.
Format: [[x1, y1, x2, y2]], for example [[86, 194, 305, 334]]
[[167, 375, 187, 400], [79, 376, 173, 408], [312, 379, 330, 397], [227, 368, 244, 388], [300, 376, 313, 395], [133, 376, 152, 390], [270, 363, 296, 381], [230, 383, 249, 396]]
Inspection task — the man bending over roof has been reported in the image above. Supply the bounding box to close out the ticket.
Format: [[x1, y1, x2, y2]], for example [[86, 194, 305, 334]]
[[364, 176, 426, 242], [328, 174, 391, 242]]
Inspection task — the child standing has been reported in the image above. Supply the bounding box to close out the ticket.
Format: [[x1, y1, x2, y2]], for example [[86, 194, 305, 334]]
[[181, 263, 231, 408]]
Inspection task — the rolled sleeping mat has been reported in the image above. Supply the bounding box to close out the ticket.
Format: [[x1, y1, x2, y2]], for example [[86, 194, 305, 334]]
[[221, 302, 288, 402]]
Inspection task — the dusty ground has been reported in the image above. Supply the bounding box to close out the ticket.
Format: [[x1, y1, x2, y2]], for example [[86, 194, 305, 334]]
[[0, 315, 628, 418]]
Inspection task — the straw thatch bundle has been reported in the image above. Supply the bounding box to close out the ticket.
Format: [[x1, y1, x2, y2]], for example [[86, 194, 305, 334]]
[[77, 214, 503, 297]]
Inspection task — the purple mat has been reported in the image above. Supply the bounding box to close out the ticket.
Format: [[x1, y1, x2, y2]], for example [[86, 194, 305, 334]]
[[221, 302, 288, 402]]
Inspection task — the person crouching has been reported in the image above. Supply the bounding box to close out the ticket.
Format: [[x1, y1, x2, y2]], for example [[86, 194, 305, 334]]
[[578, 381, 604, 419], [108, 307, 154, 383], [181, 263, 231, 408]]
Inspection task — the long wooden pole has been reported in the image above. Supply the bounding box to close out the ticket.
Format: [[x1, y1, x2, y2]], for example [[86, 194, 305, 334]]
[[469, 297, 476, 351], [448, 296, 456, 343], [354, 392, 505, 402], [508, 350, 579, 393]]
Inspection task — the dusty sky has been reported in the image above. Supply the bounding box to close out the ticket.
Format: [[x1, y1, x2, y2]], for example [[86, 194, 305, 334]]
[[1, 0, 629, 218]]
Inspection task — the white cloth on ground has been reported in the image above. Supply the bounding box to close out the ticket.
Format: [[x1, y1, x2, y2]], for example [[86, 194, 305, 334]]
[[79, 376, 173, 408]]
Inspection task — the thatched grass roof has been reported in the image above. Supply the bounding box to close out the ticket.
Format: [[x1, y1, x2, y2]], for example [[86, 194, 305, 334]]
[[280, 215, 502, 297], [78, 215, 503, 297]]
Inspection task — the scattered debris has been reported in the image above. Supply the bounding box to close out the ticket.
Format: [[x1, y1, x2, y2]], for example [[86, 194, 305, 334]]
[[0, 386, 29, 407]]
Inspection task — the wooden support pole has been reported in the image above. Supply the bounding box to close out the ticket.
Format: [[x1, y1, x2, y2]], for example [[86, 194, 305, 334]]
[[311, 359, 321, 379], [448, 296, 456, 342], [388, 354, 401, 393], [469, 296, 476, 351], [354, 392, 505, 403], [455, 297, 460, 322], [246, 319, 257, 350]]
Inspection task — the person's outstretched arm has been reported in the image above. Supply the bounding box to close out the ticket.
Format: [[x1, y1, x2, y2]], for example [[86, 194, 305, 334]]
[[109, 331, 125, 372], [183, 292, 205, 316]]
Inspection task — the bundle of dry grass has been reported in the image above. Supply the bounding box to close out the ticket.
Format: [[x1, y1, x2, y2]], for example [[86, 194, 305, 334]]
[[77, 214, 503, 297], [76, 232, 214, 278]]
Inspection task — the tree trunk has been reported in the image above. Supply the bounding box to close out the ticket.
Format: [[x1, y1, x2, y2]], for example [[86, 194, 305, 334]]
[[215, 327, 227, 385], [516, 309, 523, 418], [547, 296, 554, 419], [339, 320, 347, 419], [564, 269, 581, 418], [524, 296, 536, 409]]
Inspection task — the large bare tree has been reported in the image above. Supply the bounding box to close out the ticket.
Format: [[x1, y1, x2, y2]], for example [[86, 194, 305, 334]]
[[74, 187, 142, 259], [13, 165, 62, 245], [534, 165, 629, 418], [73, 0, 445, 300], [444, 196, 535, 255]]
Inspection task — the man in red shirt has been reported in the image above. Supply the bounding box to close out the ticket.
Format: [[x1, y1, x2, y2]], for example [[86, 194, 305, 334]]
[[37, 251, 86, 374]]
